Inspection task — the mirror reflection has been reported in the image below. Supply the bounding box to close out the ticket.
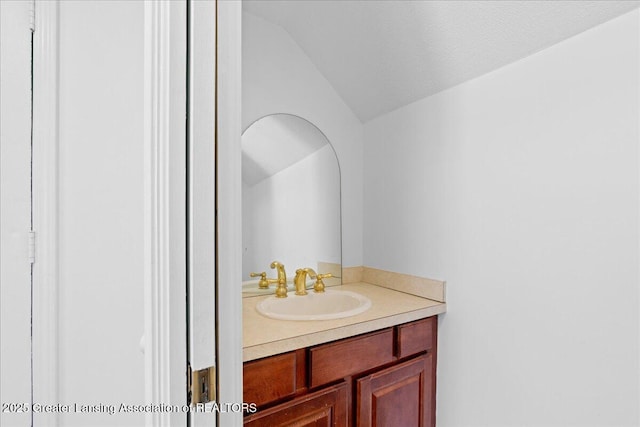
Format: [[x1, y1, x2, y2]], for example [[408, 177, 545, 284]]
[[242, 114, 341, 295]]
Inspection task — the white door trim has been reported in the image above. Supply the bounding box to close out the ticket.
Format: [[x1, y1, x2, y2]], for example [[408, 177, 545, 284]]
[[188, 0, 217, 377], [142, 3, 244, 424], [143, 0, 173, 423], [143, 1, 187, 426], [188, 1, 243, 424], [188, 2, 218, 425], [32, 2, 60, 425], [215, 1, 243, 425]]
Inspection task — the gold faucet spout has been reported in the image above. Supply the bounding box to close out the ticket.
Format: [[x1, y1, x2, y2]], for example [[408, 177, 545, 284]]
[[294, 268, 317, 296], [270, 261, 286, 281]]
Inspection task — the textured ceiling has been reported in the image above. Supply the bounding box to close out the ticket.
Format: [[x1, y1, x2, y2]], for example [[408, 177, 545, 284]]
[[244, 0, 640, 122]]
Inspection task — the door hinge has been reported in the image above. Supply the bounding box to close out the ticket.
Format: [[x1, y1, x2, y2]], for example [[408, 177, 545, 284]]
[[29, 0, 35, 32], [28, 231, 36, 264], [188, 364, 216, 405]]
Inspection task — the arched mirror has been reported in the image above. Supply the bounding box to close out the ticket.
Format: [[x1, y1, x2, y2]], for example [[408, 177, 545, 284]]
[[242, 114, 342, 295]]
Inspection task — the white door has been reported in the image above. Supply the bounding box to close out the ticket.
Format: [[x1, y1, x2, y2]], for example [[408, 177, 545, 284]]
[[189, 1, 242, 426], [0, 2, 33, 426], [28, 1, 188, 426], [188, 2, 217, 426]]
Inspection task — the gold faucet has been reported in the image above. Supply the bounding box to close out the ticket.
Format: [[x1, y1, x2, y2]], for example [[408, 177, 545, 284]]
[[294, 268, 335, 295], [270, 261, 288, 298], [294, 268, 316, 296]]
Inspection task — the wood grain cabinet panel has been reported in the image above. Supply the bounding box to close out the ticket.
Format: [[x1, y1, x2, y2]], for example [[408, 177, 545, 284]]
[[309, 328, 394, 388], [244, 382, 349, 427], [356, 354, 434, 427], [396, 317, 436, 359], [244, 316, 438, 426], [243, 349, 307, 408]]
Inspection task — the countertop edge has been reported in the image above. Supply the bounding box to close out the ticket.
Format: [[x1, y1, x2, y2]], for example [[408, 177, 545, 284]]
[[243, 300, 446, 362]]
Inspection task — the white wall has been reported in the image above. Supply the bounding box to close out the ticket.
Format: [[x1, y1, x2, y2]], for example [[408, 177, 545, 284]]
[[364, 10, 639, 427], [243, 11, 363, 268], [57, 2, 145, 425]]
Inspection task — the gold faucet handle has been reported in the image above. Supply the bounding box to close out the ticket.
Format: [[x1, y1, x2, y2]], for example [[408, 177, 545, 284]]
[[314, 273, 333, 293], [250, 272, 270, 289]]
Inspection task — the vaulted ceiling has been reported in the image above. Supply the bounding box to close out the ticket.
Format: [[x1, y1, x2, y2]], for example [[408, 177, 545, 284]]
[[244, 0, 639, 122]]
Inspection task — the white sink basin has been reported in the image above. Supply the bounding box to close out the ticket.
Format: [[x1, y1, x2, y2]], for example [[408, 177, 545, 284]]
[[256, 289, 372, 321]]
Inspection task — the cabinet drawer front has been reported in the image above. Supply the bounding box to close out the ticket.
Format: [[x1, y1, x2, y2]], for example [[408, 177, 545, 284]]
[[397, 317, 436, 359], [309, 329, 394, 388], [243, 350, 306, 407]]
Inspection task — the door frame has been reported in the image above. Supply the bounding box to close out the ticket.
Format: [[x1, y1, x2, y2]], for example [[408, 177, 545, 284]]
[[141, 0, 244, 424], [214, 0, 243, 423], [142, 1, 188, 426], [32, 1, 60, 425], [188, 1, 243, 425]]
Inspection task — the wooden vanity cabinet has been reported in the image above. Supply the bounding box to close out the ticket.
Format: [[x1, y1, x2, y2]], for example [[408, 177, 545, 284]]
[[243, 316, 438, 427], [244, 382, 349, 427], [243, 349, 308, 407], [356, 353, 434, 427]]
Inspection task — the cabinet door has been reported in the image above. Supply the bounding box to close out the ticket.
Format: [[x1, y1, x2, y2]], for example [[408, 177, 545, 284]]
[[356, 354, 434, 427], [244, 382, 348, 427]]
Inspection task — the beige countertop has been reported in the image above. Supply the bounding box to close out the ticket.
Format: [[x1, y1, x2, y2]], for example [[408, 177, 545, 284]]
[[243, 282, 447, 362]]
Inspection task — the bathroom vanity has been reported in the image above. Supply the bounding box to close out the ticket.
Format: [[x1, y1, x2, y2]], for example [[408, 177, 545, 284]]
[[242, 270, 446, 427], [244, 316, 437, 426], [241, 114, 446, 426]]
